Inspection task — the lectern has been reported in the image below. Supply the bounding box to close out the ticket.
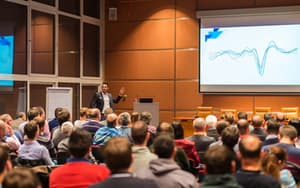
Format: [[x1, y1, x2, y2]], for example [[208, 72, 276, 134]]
[[133, 102, 159, 126]]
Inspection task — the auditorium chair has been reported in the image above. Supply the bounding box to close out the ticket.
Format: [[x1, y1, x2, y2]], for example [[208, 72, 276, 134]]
[[196, 106, 214, 118], [280, 107, 299, 120], [254, 107, 272, 117]]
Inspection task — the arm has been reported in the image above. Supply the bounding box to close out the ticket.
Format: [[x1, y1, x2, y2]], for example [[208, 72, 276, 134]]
[[90, 92, 100, 108], [42, 147, 55, 166], [112, 86, 126, 104]]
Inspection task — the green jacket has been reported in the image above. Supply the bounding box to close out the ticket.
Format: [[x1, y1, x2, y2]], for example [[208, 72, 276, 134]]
[[200, 174, 242, 188]]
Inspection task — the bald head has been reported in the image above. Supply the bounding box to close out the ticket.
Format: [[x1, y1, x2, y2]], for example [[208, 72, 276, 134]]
[[239, 135, 262, 159], [237, 119, 249, 135], [252, 115, 263, 128]]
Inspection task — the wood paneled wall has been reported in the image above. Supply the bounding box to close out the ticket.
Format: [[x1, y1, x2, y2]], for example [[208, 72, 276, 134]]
[[105, 0, 300, 123]]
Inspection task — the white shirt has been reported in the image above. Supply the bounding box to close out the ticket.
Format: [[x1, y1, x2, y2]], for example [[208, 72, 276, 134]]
[[102, 92, 110, 113]]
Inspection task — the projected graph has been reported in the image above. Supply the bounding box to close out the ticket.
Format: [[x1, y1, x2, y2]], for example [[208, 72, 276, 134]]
[[209, 41, 298, 76]]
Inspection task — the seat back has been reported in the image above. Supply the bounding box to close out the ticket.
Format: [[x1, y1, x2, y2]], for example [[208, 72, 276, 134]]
[[281, 107, 299, 120], [254, 107, 272, 117], [196, 106, 214, 118]]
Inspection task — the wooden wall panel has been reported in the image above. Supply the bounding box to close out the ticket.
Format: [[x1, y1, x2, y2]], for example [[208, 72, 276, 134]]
[[108, 81, 174, 111], [31, 53, 54, 74], [106, 0, 175, 21], [176, 0, 198, 18], [31, 25, 53, 51], [175, 18, 198, 48], [175, 81, 203, 110], [255, 0, 300, 7], [254, 96, 300, 112], [106, 19, 175, 51], [106, 50, 174, 80], [176, 50, 198, 79], [197, 0, 255, 10]]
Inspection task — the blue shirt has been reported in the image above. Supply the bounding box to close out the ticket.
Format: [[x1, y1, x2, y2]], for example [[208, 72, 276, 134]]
[[93, 126, 121, 146]]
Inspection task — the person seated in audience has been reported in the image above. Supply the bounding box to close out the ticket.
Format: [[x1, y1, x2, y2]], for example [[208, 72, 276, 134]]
[[19, 107, 40, 137], [0, 120, 20, 152], [131, 111, 140, 124], [137, 134, 198, 188], [186, 117, 215, 160], [11, 112, 26, 130], [205, 115, 218, 140], [250, 114, 267, 141], [50, 129, 110, 188], [264, 112, 274, 122], [0, 144, 12, 187], [52, 108, 71, 148], [263, 119, 280, 146], [288, 118, 300, 148], [57, 121, 74, 153], [93, 113, 121, 146], [234, 135, 280, 188], [139, 111, 156, 146], [237, 111, 254, 131], [74, 107, 88, 129], [262, 146, 296, 188], [18, 120, 54, 166], [221, 112, 235, 125], [209, 120, 230, 147], [99, 107, 113, 126], [276, 112, 286, 127], [237, 119, 250, 139], [2, 167, 41, 188], [0, 114, 23, 143], [267, 125, 300, 182], [200, 145, 241, 188], [131, 120, 157, 173], [82, 108, 104, 137], [90, 137, 158, 188], [34, 117, 56, 158], [117, 112, 133, 143], [48, 107, 63, 134]]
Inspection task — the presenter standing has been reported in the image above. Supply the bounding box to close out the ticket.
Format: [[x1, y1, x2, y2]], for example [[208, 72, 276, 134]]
[[90, 81, 126, 120]]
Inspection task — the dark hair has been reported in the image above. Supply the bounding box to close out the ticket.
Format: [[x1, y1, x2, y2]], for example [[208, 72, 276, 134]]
[[27, 107, 40, 121], [54, 107, 63, 118], [131, 112, 140, 123], [103, 137, 132, 174], [289, 118, 300, 137], [264, 112, 274, 121], [204, 145, 234, 174], [24, 120, 39, 139], [2, 168, 41, 188], [239, 135, 262, 159], [57, 108, 70, 126], [216, 120, 230, 135], [0, 144, 10, 173], [222, 112, 234, 125], [222, 126, 239, 148], [131, 121, 148, 145], [238, 111, 248, 120], [68, 129, 92, 158], [171, 121, 184, 139], [266, 119, 280, 135], [153, 135, 174, 159], [33, 117, 45, 130]]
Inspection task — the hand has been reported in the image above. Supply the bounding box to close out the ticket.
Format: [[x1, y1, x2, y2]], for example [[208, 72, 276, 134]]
[[6, 124, 14, 136], [119, 86, 126, 96]]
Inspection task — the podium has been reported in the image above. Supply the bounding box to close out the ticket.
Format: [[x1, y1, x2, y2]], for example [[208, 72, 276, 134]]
[[133, 102, 159, 126]]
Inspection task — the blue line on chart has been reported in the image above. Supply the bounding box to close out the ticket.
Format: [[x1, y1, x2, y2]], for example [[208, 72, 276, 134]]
[[209, 41, 298, 76]]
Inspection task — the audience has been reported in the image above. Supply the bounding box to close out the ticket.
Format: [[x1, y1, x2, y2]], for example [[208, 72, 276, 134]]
[[131, 121, 157, 173], [0, 120, 20, 152], [74, 107, 88, 128], [234, 135, 280, 188], [50, 129, 109, 188], [200, 145, 241, 188], [251, 114, 267, 141], [2, 167, 41, 188], [137, 135, 198, 188], [11, 112, 26, 130], [52, 108, 70, 147], [263, 119, 280, 146], [209, 120, 230, 147], [90, 137, 158, 188], [0, 144, 12, 187], [48, 107, 63, 134], [205, 115, 218, 140], [117, 112, 132, 143], [82, 108, 104, 137]]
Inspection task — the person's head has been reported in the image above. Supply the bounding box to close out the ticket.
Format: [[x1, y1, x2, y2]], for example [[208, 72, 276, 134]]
[[276, 112, 285, 122], [61, 121, 74, 136], [222, 112, 235, 125], [140, 111, 152, 125], [237, 119, 249, 135], [103, 137, 132, 174], [87, 108, 101, 121], [0, 144, 11, 176], [79, 107, 88, 120], [279, 125, 298, 142], [68, 129, 92, 158], [264, 112, 274, 121], [106, 113, 118, 128], [157, 122, 174, 138], [252, 114, 264, 128], [261, 146, 288, 180], [27, 107, 40, 121], [2, 168, 41, 188], [118, 112, 131, 126], [101, 81, 109, 93], [54, 107, 63, 119], [33, 117, 45, 134], [238, 111, 248, 120], [205, 115, 217, 128], [288, 118, 300, 137], [0, 120, 6, 138], [204, 145, 235, 174], [266, 119, 280, 135], [193, 117, 206, 132], [103, 108, 113, 120], [0, 114, 13, 126], [239, 135, 262, 159], [131, 112, 140, 123], [36, 106, 45, 120], [57, 108, 71, 126], [153, 134, 175, 159], [24, 120, 39, 140], [216, 120, 230, 136], [15, 112, 26, 121], [131, 121, 149, 145], [222, 126, 239, 148], [171, 121, 184, 139]]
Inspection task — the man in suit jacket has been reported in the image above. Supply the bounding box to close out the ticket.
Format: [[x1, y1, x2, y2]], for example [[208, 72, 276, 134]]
[[90, 81, 126, 120]]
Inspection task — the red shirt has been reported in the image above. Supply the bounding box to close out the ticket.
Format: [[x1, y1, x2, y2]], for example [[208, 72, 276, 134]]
[[50, 161, 110, 188]]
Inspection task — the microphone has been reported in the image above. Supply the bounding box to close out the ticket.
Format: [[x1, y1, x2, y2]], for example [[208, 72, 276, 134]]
[[122, 94, 127, 101]]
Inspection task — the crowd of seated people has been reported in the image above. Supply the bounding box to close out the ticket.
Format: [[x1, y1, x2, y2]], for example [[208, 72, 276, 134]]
[[1, 107, 300, 188]]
